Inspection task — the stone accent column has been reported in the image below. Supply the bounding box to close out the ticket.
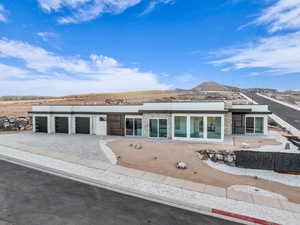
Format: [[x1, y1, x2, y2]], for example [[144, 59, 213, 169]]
[[224, 112, 232, 136]]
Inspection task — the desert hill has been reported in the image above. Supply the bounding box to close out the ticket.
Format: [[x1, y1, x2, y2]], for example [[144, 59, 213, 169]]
[[3, 81, 298, 117], [192, 81, 240, 92]]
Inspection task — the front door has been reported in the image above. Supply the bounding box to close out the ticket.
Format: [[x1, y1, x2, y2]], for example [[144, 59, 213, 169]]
[[232, 114, 245, 134], [95, 116, 107, 136]]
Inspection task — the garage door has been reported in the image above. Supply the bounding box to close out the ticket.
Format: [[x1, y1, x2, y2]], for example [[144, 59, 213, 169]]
[[35, 116, 48, 133], [55, 117, 69, 133], [75, 117, 90, 134]]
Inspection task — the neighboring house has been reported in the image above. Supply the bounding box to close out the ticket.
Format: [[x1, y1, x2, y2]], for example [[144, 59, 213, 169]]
[[29, 101, 271, 142]]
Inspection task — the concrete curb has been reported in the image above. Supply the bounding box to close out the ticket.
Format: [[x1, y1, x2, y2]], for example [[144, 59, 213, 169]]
[[99, 139, 117, 164]]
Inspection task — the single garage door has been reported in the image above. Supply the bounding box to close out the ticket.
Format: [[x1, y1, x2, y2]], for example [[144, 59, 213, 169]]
[[35, 116, 48, 133], [75, 117, 90, 134], [55, 117, 69, 133]]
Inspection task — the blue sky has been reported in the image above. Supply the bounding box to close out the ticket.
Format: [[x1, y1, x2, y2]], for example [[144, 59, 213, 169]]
[[0, 0, 299, 96]]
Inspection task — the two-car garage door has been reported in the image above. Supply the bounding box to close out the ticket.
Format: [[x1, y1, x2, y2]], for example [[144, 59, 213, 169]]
[[55, 117, 90, 134]]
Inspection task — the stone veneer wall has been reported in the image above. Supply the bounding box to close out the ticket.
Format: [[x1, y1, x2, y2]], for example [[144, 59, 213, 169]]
[[224, 112, 232, 136], [142, 113, 172, 138]]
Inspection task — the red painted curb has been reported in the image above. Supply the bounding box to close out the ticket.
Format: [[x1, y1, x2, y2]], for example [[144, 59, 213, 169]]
[[212, 209, 281, 225]]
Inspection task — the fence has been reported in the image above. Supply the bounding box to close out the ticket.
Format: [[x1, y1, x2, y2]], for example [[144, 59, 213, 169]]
[[235, 151, 300, 172]]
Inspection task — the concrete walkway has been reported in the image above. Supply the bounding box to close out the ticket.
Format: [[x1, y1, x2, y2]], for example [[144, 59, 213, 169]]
[[0, 145, 299, 225]]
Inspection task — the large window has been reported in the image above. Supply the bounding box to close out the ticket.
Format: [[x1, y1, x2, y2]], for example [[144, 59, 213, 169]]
[[207, 117, 222, 139], [173, 115, 224, 140], [190, 117, 204, 138], [246, 116, 264, 134], [126, 118, 142, 136], [149, 119, 167, 138], [255, 117, 264, 133], [174, 116, 187, 137]]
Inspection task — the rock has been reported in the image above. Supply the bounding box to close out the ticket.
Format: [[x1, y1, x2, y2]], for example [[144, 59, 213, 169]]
[[241, 143, 250, 149], [0, 116, 32, 131], [134, 143, 142, 150], [216, 153, 224, 161], [285, 143, 291, 150], [176, 161, 187, 169]]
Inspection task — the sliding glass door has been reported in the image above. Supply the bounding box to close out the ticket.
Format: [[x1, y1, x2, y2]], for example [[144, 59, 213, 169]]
[[173, 114, 224, 141], [126, 117, 142, 136], [174, 116, 187, 137], [207, 117, 222, 139], [149, 119, 167, 138], [190, 117, 204, 138]]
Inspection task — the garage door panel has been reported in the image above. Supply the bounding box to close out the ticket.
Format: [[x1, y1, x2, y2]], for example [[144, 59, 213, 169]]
[[55, 117, 69, 134], [35, 116, 48, 133], [76, 117, 90, 134]]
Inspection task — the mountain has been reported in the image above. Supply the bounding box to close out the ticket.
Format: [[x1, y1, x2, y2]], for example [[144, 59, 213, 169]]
[[192, 81, 241, 92]]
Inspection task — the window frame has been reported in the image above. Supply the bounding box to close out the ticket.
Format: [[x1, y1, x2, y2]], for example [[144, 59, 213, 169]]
[[148, 118, 168, 138], [172, 114, 224, 142], [245, 115, 265, 135], [124, 115, 143, 137]]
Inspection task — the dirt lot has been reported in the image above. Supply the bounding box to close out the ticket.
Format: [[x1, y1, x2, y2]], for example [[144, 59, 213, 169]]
[[107, 138, 300, 204], [0, 90, 246, 117]]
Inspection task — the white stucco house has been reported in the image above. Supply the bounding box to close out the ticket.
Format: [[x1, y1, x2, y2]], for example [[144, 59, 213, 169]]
[[30, 101, 271, 142]]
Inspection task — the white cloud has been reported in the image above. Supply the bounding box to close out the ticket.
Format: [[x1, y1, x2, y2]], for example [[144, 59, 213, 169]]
[[0, 64, 31, 79], [0, 4, 8, 22], [37, 0, 141, 24], [211, 31, 300, 74], [140, 0, 173, 16], [211, 0, 300, 75], [37, 32, 57, 41], [0, 38, 169, 95], [255, 0, 300, 32]]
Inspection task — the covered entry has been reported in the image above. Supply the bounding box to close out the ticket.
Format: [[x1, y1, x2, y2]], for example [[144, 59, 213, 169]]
[[55, 117, 69, 133], [35, 116, 48, 133], [75, 117, 90, 134], [232, 114, 245, 135]]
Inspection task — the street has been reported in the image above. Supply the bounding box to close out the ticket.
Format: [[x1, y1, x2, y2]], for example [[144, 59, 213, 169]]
[[0, 160, 241, 225], [244, 93, 300, 130]]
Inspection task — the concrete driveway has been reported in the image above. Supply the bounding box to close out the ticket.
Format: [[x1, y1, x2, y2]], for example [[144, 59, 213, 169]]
[[0, 132, 109, 163]]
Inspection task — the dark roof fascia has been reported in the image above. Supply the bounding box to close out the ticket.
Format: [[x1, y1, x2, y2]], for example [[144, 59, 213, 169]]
[[31, 104, 143, 106], [28, 111, 142, 115], [138, 110, 228, 114], [231, 111, 272, 115]]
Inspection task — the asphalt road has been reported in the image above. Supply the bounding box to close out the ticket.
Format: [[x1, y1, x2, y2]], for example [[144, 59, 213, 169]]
[[244, 93, 300, 130], [0, 160, 241, 225]]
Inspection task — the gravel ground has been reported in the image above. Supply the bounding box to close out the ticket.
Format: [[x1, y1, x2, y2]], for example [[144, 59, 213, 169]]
[[0, 131, 108, 162]]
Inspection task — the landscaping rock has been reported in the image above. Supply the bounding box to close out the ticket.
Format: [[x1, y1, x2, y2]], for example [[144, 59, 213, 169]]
[[285, 143, 290, 150], [176, 161, 187, 169], [197, 149, 236, 166], [0, 116, 32, 131], [134, 143, 143, 150]]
